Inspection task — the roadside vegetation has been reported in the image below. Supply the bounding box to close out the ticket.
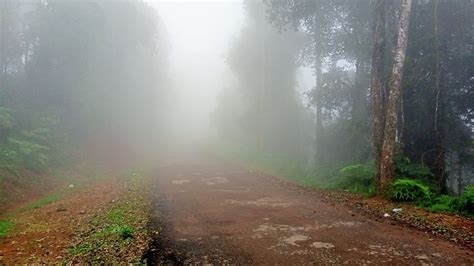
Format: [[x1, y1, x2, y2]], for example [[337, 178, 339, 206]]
[[210, 141, 473, 218], [67, 170, 152, 263], [0, 167, 153, 263]]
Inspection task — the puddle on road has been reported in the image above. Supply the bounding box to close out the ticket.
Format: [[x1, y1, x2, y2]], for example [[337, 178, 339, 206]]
[[215, 188, 250, 193], [250, 220, 366, 256], [312, 242, 335, 249], [172, 179, 191, 185], [330, 221, 359, 228], [282, 234, 310, 246], [224, 197, 292, 208], [201, 176, 229, 185]]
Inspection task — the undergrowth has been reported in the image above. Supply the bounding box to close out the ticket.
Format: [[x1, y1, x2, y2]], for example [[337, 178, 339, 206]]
[[389, 179, 431, 202], [427, 185, 474, 217]]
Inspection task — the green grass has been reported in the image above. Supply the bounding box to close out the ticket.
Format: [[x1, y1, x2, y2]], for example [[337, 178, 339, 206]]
[[67, 169, 150, 263], [0, 220, 13, 237], [25, 193, 62, 210]]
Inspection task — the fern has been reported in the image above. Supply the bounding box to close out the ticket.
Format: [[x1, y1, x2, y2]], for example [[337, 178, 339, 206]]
[[337, 164, 374, 195], [390, 179, 430, 202]]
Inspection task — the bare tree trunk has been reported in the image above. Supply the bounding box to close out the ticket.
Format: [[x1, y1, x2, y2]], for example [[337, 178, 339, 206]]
[[314, 52, 324, 163], [370, 0, 386, 193], [380, 0, 412, 191]]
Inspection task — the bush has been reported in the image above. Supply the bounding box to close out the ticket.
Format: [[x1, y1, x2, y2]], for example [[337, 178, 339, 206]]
[[456, 185, 474, 215], [428, 195, 457, 212], [390, 179, 430, 202], [5, 137, 49, 172], [427, 186, 474, 216], [337, 164, 374, 195], [0, 128, 51, 172], [395, 156, 433, 181]]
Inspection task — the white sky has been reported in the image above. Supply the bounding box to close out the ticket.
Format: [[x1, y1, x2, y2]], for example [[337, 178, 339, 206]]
[[149, 0, 245, 141]]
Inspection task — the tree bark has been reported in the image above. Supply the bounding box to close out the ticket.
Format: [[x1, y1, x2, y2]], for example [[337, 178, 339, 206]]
[[370, 0, 386, 193], [380, 0, 412, 191]]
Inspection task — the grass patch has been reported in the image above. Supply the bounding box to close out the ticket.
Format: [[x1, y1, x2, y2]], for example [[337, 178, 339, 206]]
[[0, 219, 13, 237], [25, 193, 62, 210], [67, 169, 151, 263]]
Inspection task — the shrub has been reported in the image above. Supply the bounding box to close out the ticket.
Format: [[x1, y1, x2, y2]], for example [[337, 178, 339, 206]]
[[6, 137, 49, 172], [395, 156, 433, 181], [0, 126, 51, 172], [456, 185, 474, 215], [337, 164, 374, 195], [428, 195, 457, 212], [427, 186, 474, 216], [390, 179, 430, 202]]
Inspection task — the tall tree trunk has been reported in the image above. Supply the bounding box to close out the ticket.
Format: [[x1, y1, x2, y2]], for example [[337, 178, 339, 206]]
[[351, 59, 368, 161], [314, 52, 324, 163], [432, 0, 447, 193], [380, 0, 412, 191], [370, 0, 387, 193]]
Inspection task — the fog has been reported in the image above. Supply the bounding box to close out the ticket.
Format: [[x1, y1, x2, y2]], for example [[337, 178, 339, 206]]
[[1, 0, 474, 263], [0, 0, 474, 197], [151, 0, 244, 143]]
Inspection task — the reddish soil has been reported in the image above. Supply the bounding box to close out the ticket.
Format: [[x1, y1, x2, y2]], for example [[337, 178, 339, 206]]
[[0, 177, 123, 264], [147, 156, 474, 264]]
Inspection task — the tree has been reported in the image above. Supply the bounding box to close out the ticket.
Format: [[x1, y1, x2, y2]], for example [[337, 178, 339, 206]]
[[400, 0, 474, 193], [370, 0, 387, 192], [379, 0, 412, 191], [214, 0, 311, 156]]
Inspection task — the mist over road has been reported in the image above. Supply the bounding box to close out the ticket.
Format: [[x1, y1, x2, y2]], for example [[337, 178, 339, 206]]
[[146, 155, 473, 264]]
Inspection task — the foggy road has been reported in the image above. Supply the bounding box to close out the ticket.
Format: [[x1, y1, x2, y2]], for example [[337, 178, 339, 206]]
[[146, 156, 473, 264]]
